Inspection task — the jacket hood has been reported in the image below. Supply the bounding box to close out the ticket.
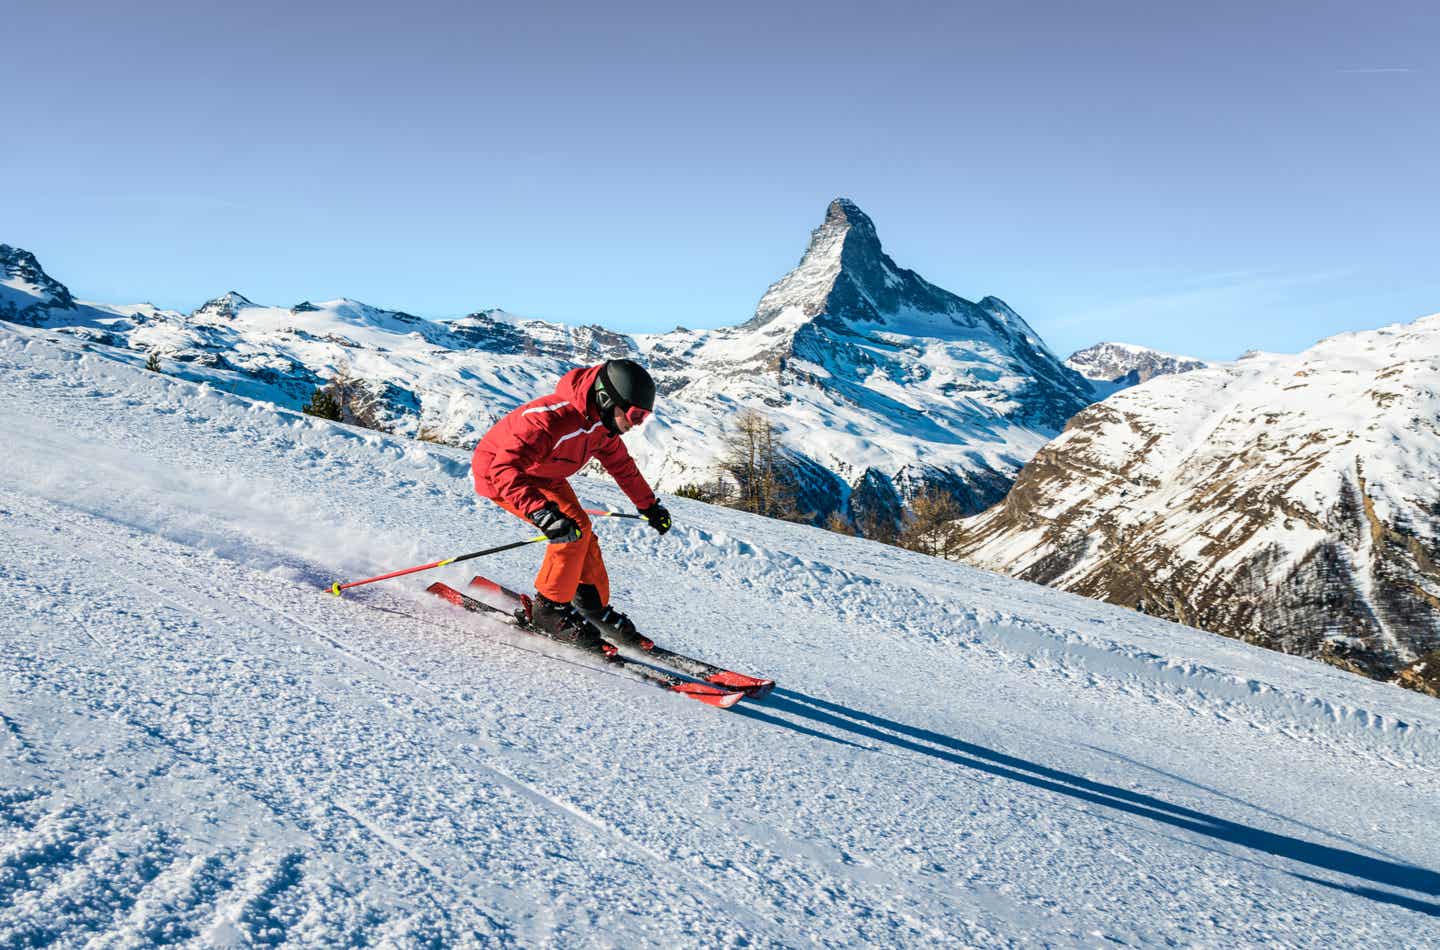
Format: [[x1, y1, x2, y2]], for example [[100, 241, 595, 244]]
[[555, 364, 606, 420]]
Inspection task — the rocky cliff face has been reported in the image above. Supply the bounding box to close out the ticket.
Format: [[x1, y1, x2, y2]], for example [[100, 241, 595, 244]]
[[956, 316, 1440, 689], [1065, 342, 1208, 390], [2, 202, 1093, 531], [1, 244, 77, 323]]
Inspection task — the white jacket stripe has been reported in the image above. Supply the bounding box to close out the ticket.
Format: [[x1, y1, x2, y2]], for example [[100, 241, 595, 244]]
[[522, 401, 570, 415], [554, 421, 604, 448]]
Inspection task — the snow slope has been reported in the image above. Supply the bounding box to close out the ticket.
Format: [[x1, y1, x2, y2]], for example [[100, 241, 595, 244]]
[[2, 324, 1438, 946]]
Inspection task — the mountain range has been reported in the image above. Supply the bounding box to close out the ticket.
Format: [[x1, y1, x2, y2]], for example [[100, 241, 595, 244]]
[[0, 200, 1094, 529]]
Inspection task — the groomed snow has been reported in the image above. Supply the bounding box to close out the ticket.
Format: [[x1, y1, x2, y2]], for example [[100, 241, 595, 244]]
[[2, 325, 1438, 946]]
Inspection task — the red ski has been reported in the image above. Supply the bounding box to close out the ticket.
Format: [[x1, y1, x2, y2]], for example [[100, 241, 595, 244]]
[[467, 575, 775, 699], [426, 581, 744, 709]]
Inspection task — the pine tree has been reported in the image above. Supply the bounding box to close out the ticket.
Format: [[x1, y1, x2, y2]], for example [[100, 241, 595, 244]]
[[145, 351, 162, 372], [301, 360, 387, 429], [302, 386, 343, 421]]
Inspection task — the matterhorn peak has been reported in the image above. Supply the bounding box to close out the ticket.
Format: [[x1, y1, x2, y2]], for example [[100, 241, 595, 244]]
[[641, 199, 1096, 526], [745, 198, 1061, 352], [746, 198, 886, 329], [821, 197, 881, 248]]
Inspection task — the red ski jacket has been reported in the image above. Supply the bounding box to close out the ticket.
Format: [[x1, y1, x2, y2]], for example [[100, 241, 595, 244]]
[[471, 364, 658, 516]]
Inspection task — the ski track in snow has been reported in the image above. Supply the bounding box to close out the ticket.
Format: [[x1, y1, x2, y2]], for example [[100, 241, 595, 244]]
[[2, 325, 1439, 947]]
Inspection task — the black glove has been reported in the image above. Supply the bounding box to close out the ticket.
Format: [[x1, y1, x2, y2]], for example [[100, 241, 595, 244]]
[[530, 502, 582, 543], [639, 501, 672, 535]]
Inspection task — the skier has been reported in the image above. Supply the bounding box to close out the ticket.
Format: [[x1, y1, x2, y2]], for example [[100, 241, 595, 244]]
[[470, 359, 672, 653]]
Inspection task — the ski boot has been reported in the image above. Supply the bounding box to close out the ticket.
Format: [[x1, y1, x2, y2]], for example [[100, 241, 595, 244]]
[[573, 584, 655, 651], [528, 593, 616, 658]]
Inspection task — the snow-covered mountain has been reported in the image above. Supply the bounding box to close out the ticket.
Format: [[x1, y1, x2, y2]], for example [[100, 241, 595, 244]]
[[634, 199, 1095, 524], [1065, 341, 1208, 392], [0, 248, 640, 450], [956, 314, 1440, 693], [0, 244, 77, 321], [4, 323, 1439, 946], [0, 200, 1093, 530]]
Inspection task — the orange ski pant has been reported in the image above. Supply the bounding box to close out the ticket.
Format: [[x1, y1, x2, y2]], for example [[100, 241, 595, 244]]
[[492, 481, 610, 605]]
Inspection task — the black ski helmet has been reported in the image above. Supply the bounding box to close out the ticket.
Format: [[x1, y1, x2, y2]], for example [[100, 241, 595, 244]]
[[593, 359, 656, 415]]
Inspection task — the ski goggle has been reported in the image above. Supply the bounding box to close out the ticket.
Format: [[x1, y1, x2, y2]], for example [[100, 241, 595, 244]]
[[622, 405, 651, 426]]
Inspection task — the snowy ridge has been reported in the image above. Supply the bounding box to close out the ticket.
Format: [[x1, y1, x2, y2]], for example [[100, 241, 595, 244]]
[[1, 199, 1095, 531], [3, 323, 1438, 945], [958, 313, 1440, 690]]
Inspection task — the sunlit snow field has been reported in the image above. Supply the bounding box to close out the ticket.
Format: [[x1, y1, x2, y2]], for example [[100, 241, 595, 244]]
[[2, 325, 1437, 947]]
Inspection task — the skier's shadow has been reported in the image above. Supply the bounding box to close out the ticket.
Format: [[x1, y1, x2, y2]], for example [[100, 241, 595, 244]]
[[734, 687, 1440, 918]]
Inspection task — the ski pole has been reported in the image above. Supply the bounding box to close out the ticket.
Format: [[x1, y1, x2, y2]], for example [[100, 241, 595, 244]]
[[584, 508, 644, 520], [326, 535, 548, 596]]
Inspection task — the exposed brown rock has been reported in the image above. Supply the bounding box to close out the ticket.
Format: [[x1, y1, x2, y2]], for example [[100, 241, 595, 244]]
[[955, 317, 1440, 697]]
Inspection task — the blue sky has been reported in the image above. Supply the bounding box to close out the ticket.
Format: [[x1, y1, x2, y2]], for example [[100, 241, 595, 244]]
[[4, 0, 1435, 360]]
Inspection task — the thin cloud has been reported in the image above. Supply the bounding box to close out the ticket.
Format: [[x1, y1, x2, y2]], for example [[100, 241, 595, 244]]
[[1050, 268, 1355, 331], [1337, 67, 1416, 74]]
